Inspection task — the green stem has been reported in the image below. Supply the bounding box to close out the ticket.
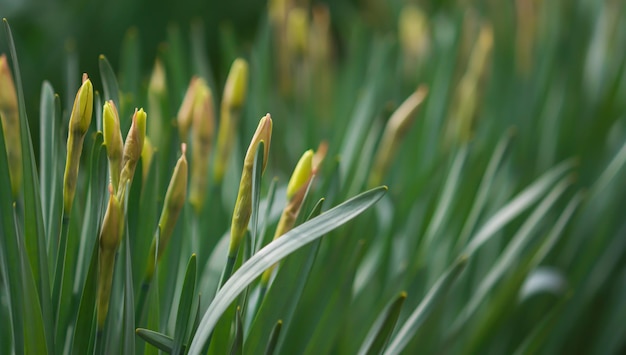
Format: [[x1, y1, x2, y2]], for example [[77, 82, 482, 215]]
[[52, 211, 70, 328], [135, 278, 151, 326], [218, 254, 237, 291]]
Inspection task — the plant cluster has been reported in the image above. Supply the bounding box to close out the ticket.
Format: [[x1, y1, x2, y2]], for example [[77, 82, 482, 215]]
[[1, 0, 625, 354]]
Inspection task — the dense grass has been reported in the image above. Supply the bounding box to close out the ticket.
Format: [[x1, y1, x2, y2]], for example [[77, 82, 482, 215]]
[[1, 0, 625, 354]]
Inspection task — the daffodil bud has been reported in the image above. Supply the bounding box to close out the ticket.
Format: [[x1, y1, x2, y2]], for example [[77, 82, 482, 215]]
[[177, 77, 200, 143], [228, 114, 272, 256], [97, 184, 123, 328], [261, 146, 323, 285], [369, 85, 428, 187], [214, 59, 249, 183], [63, 74, 94, 214], [222, 59, 249, 111], [286, 149, 313, 200], [118, 108, 147, 199], [445, 24, 493, 146], [141, 136, 154, 183], [0, 54, 22, 198], [189, 80, 215, 214], [399, 4, 430, 71], [145, 144, 188, 280], [286, 8, 309, 56], [103, 100, 123, 191], [147, 59, 167, 148]]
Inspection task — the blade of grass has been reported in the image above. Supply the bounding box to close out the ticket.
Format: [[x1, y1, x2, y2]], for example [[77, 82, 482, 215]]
[[357, 291, 407, 355], [3, 18, 54, 353], [0, 106, 24, 354], [463, 158, 577, 257], [188, 187, 387, 354], [263, 320, 282, 355], [245, 198, 324, 354], [172, 254, 197, 355], [384, 256, 468, 355], [70, 234, 99, 355]]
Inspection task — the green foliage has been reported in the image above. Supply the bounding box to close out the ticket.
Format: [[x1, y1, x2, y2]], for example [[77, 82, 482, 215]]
[[1, 0, 626, 353]]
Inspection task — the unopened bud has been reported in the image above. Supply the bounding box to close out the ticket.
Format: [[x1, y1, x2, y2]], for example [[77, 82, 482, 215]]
[[145, 144, 188, 280], [286, 149, 313, 200], [141, 136, 154, 183], [189, 80, 215, 214], [63, 74, 94, 214], [177, 77, 200, 143], [228, 114, 273, 256], [287, 8, 309, 56], [369, 86, 428, 187], [0, 54, 22, 198], [97, 184, 123, 328], [103, 100, 123, 191], [214, 59, 249, 182], [118, 108, 147, 199]]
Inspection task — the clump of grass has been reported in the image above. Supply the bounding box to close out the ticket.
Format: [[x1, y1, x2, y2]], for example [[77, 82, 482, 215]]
[[1, 0, 626, 353]]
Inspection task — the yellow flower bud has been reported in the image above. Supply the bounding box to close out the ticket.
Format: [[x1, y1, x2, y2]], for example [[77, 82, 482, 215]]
[[118, 108, 147, 199], [223, 58, 249, 111], [145, 144, 188, 280], [445, 24, 493, 146], [286, 149, 313, 200], [0, 54, 22, 198], [286, 8, 309, 56], [141, 136, 154, 183], [189, 80, 215, 214], [63, 74, 94, 214], [147, 59, 167, 148], [103, 100, 123, 191], [369, 86, 428, 187], [97, 184, 123, 328], [177, 77, 200, 143], [214, 59, 249, 182], [228, 114, 272, 256]]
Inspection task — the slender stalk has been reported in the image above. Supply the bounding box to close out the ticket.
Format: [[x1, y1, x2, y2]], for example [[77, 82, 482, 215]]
[[52, 211, 70, 326]]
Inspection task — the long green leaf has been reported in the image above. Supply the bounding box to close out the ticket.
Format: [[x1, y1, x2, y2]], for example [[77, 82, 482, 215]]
[[70, 234, 100, 355], [358, 292, 407, 355], [463, 158, 576, 257], [451, 174, 574, 335], [172, 254, 197, 355], [229, 307, 243, 355], [384, 256, 468, 355], [0, 104, 24, 354], [3, 18, 53, 354], [245, 198, 324, 354], [188, 187, 387, 354], [136, 329, 177, 353], [263, 320, 282, 355]]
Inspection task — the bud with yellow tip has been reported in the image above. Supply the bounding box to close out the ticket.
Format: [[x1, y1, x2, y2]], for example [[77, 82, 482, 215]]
[[0, 54, 22, 198], [177, 77, 200, 143], [369, 85, 428, 187], [103, 100, 123, 191], [189, 79, 215, 214], [63, 74, 93, 214], [118, 108, 147, 199], [261, 145, 324, 286], [141, 136, 154, 183], [286, 149, 313, 200], [145, 144, 188, 280], [214, 58, 249, 183], [228, 114, 272, 257], [97, 184, 123, 329], [286, 8, 309, 57]]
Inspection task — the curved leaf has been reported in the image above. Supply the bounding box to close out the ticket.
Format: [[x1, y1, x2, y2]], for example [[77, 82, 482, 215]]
[[358, 291, 407, 355], [188, 186, 387, 354], [384, 256, 468, 355]]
